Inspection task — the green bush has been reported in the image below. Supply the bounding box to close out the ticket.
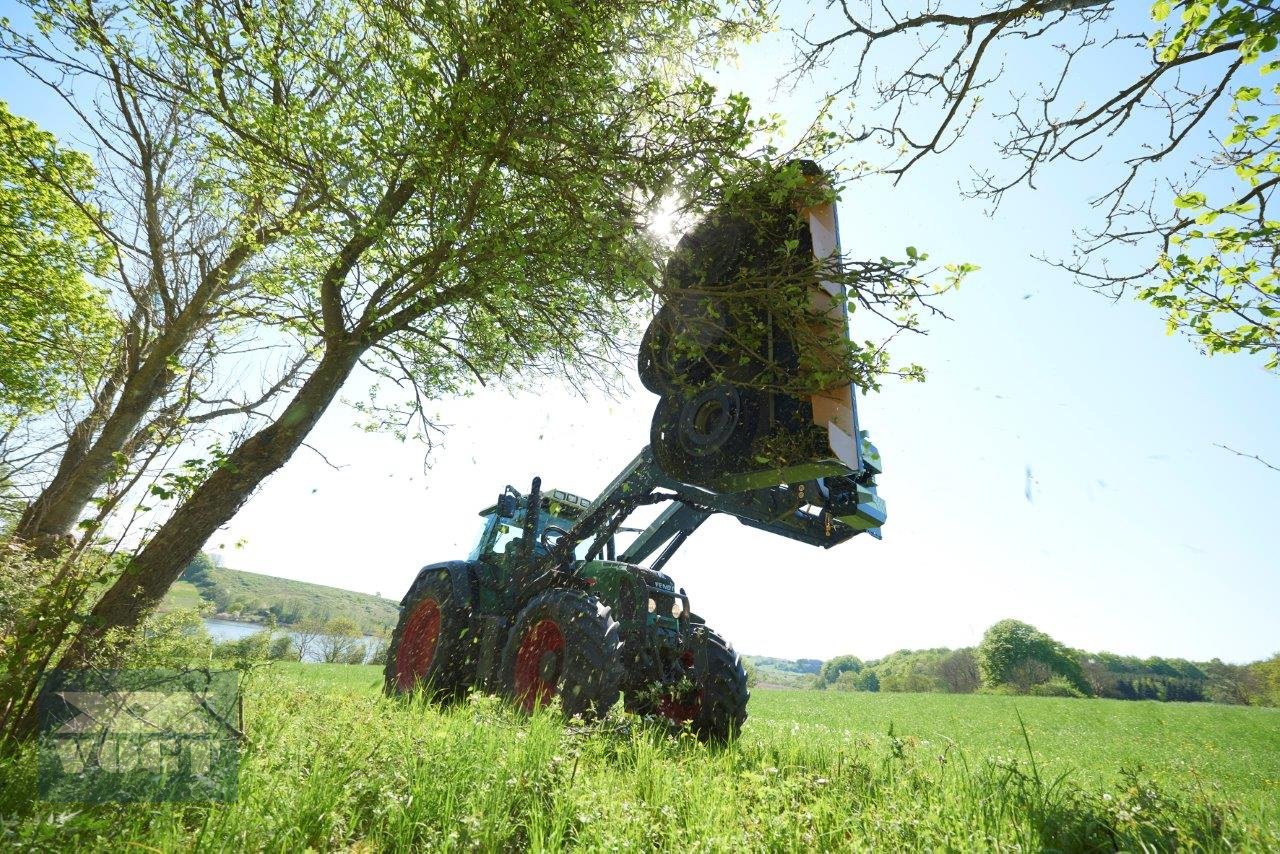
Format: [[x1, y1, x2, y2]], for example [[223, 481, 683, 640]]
[[268, 634, 296, 661], [107, 609, 214, 668], [1028, 677, 1086, 698], [213, 630, 272, 667], [817, 654, 863, 686]]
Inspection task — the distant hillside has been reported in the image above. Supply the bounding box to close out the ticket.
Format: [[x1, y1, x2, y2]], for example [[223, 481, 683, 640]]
[[745, 655, 822, 689], [165, 556, 400, 634]]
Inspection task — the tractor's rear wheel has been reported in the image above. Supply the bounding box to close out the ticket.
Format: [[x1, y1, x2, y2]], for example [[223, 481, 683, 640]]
[[385, 565, 474, 701], [500, 588, 622, 720], [635, 625, 749, 741]]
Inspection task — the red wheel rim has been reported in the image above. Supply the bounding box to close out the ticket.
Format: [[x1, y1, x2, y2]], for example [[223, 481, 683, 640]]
[[395, 597, 442, 692], [513, 619, 565, 712], [658, 650, 701, 723]]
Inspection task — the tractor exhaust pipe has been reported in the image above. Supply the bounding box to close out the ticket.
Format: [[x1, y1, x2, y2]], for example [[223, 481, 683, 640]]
[[521, 476, 541, 558]]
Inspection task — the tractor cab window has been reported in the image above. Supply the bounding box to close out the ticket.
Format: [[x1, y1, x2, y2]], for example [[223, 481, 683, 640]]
[[475, 510, 600, 561], [490, 520, 527, 555]]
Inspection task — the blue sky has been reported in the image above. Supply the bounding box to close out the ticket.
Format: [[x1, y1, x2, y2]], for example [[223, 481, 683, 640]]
[[3, 1, 1277, 662]]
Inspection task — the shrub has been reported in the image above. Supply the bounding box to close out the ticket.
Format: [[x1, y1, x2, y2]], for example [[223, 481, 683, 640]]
[[817, 655, 863, 687], [317, 617, 363, 663], [341, 644, 370, 665], [1028, 677, 1086, 698], [879, 671, 943, 693], [267, 634, 296, 661], [213, 630, 273, 667]]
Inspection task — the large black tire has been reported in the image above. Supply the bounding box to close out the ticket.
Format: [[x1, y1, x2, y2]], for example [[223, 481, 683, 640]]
[[640, 211, 753, 395], [499, 588, 622, 720], [630, 624, 749, 742], [385, 563, 476, 701], [663, 213, 748, 292], [650, 384, 769, 485], [688, 625, 750, 741]]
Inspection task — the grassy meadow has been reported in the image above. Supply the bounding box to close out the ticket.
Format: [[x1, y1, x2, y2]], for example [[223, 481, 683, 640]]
[[159, 580, 206, 611], [2, 662, 1276, 851]]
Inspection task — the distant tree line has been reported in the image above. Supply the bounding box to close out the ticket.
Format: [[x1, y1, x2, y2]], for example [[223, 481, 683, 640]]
[[210, 617, 389, 666], [813, 619, 1280, 707]]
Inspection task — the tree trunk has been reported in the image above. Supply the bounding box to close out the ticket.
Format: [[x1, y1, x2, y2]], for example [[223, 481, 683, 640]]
[[14, 252, 251, 549], [15, 363, 174, 549], [57, 341, 365, 668]]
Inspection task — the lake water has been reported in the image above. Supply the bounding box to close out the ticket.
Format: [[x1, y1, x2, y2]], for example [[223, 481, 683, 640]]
[[203, 618, 381, 663]]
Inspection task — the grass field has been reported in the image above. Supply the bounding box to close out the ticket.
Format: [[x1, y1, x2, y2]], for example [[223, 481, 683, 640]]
[[157, 579, 205, 611], [2, 663, 1276, 850]]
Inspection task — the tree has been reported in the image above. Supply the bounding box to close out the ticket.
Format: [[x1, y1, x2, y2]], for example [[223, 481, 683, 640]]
[[180, 552, 215, 588], [291, 618, 327, 664], [873, 648, 948, 693], [365, 628, 391, 667], [938, 648, 980, 694], [1202, 657, 1261, 704], [817, 654, 864, 686], [0, 101, 113, 428], [316, 617, 363, 665], [1251, 653, 1280, 706], [3, 0, 329, 550], [792, 1, 1280, 374], [50, 0, 779, 674], [976, 619, 1090, 694]]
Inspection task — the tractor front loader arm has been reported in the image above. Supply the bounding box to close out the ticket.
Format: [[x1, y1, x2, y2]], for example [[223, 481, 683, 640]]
[[618, 501, 711, 572], [535, 446, 882, 581]]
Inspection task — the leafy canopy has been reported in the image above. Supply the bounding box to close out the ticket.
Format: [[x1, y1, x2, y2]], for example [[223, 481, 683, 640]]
[[1144, 1, 1280, 372], [0, 101, 113, 424], [977, 618, 1091, 695]]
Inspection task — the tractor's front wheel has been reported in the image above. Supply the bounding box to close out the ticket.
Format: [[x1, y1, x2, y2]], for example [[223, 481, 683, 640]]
[[500, 589, 622, 720], [385, 564, 475, 701], [639, 625, 749, 741]]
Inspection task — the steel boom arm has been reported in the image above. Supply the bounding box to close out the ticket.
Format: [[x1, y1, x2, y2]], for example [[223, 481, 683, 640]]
[[548, 446, 871, 576]]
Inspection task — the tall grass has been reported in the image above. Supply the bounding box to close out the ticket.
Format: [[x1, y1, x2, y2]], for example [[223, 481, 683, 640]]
[[1, 665, 1275, 851]]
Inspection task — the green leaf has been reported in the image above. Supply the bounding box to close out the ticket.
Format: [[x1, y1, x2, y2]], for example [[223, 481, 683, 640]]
[[1174, 192, 1207, 209]]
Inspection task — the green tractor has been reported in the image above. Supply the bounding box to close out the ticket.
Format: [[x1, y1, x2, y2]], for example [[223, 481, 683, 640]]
[[386, 163, 885, 739], [384, 467, 751, 740]]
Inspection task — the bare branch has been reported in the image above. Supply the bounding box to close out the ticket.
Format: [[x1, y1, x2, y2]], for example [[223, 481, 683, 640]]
[[1215, 443, 1280, 473]]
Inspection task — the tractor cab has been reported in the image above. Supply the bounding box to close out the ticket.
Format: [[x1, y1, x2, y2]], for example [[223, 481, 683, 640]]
[[471, 482, 693, 658], [469, 487, 609, 562]]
